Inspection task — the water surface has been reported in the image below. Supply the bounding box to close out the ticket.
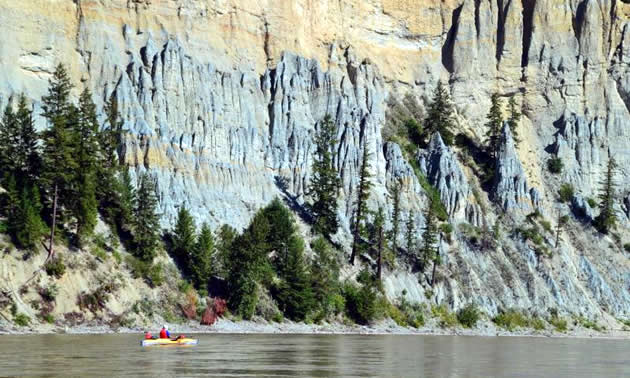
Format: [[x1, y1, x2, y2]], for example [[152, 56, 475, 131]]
[[0, 333, 627, 377]]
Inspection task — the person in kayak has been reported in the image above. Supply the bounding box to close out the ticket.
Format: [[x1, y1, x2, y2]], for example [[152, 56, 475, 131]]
[[159, 325, 170, 339], [144, 331, 153, 340]]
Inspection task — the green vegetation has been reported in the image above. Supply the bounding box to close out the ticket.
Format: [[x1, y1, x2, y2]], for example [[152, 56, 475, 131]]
[[424, 80, 456, 145], [432, 304, 457, 328], [388, 181, 402, 255], [390, 293, 425, 328], [492, 309, 530, 331], [550, 315, 568, 332], [350, 143, 373, 265], [420, 200, 439, 285], [44, 256, 66, 278], [485, 93, 504, 160], [308, 115, 342, 238], [594, 158, 617, 234], [547, 157, 563, 174], [558, 183, 574, 203], [456, 304, 481, 328], [14, 313, 30, 327]]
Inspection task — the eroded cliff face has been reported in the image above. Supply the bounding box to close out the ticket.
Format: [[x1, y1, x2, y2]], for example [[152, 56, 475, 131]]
[[0, 0, 629, 321]]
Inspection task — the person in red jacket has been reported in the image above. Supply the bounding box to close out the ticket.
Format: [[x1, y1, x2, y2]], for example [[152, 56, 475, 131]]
[[144, 331, 153, 340], [159, 325, 170, 339]]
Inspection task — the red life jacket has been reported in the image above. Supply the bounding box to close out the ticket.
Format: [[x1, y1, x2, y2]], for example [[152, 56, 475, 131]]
[[145, 332, 152, 340], [159, 328, 167, 339]]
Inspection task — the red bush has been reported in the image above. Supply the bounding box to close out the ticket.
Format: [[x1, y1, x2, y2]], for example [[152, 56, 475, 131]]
[[200, 297, 227, 326], [181, 303, 196, 320]]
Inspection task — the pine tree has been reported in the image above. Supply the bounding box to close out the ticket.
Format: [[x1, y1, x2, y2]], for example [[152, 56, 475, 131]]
[[215, 224, 237, 278], [308, 115, 341, 238], [485, 93, 504, 160], [40, 64, 78, 258], [372, 206, 386, 281], [262, 198, 296, 275], [420, 202, 439, 275], [227, 211, 271, 319], [424, 80, 456, 145], [74, 89, 101, 242], [133, 173, 161, 262], [13, 95, 40, 182], [275, 235, 315, 321], [116, 167, 136, 232], [192, 222, 214, 292], [405, 214, 416, 255], [507, 96, 521, 144], [594, 158, 617, 234], [350, 143, 373, 265], [0, 100, 18, 178], [172, 205, 196, 270], [388, 181, 402, 254], [14, 185, 47, 251], [310, 237, 341, 318]]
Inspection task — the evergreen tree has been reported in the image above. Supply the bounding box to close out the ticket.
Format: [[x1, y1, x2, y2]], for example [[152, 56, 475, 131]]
[[0, 100, 18, 178], [192, 222, 214, 291], [227, 211, 271, 319], [372, 206, 386, 281], [40, 64, 78, 258], [350, 143, 373, 265], [74, 89, 101, 242], [172, 205, 196, 268], [405, 214, 416, 254], [215, 224, 237, 278], [14, 185, 47, 251], [96, 95, 123, 222], [310, 237, 341, 318], [507, 96, 521, 144], [485, 93, 504, 160], [14, 95, 40, 181], [308, 115, 341, 238], [275, 235, 315, 321], [116, 167, 137, 232], [420, 202, 439, 273], [388, 181, 402, 254], [262, 197, 296, 275], [424, 80, 456, 145], [133, 173, 160, 262], [594, 158, 617, 234]]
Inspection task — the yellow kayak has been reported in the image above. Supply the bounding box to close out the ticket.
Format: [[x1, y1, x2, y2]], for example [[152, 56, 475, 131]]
[[141, 338, 198, 347]]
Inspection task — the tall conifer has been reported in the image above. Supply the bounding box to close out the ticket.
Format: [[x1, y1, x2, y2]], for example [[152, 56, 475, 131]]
[[308, 115, 341, 238], [350, 143, 373, 265]]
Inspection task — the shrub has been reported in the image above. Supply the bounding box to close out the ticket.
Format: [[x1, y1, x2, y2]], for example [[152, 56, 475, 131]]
[[550, 316, 567, 332], [457, 304, 480, 328], [112, 251, 122, 264], [531, 317, 546, 331], [343, 282, 378, 325], [623, 243, 630, 253], [147, 263, 165, 287], [558, 183, 574, 203], [587, 197, 597, 208], [540, 220, 552, 234], [39, 284, 59, 302], [431, 304, 457, 328], [42, 313, 55, 324], [91, 247, 108, 261], [493, 309, 529, 331], [14, 313, 30, 327], [547, 157, 563, 174], [44, 256, 66, 278]]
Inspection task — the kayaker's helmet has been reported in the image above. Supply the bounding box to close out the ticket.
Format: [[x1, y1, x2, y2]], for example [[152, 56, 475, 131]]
[[163, 324, 168, 330]]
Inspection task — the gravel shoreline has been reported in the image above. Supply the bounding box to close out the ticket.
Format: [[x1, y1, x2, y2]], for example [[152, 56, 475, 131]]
[[2, 318, 628, 340]]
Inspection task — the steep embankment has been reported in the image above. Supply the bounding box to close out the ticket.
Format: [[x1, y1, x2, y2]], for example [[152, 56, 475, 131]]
[[0, 0, 628, 329]]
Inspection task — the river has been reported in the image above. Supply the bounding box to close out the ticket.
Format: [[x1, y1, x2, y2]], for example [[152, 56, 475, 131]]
[[0, 333, 627, 376]]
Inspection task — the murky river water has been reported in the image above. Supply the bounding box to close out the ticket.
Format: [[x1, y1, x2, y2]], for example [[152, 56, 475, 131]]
[[0, 333, 627, 377]]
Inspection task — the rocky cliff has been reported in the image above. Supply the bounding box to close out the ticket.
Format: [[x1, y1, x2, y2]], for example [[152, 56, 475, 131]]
[[0, 0, 629, 323]]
